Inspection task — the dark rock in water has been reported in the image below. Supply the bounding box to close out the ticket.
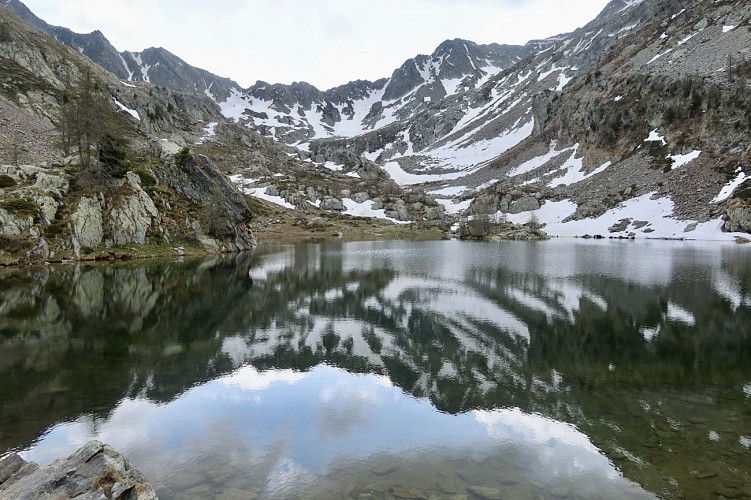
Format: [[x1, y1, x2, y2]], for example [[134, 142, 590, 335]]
[[0, 440, 157, 499]]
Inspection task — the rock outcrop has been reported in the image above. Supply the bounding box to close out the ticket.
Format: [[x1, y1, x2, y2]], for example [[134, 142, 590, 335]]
[[724, 199, 751, 233], [0, 440, 157, 499], [156, 152, 255, 252], [0, 152, 256, 263]]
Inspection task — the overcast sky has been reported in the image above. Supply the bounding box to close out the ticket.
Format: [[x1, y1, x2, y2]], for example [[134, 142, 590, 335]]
[[22, 0, 612, 90]]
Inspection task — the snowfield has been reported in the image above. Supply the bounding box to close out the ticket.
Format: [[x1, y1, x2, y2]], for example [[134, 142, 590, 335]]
[[506, 193, 745, 241]]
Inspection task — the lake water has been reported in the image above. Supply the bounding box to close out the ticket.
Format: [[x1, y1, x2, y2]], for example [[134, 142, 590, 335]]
[[1, 239, 750, 499]]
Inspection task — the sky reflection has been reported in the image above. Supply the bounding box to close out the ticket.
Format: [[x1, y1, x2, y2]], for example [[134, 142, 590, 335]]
[[24, 364, 649, 497]]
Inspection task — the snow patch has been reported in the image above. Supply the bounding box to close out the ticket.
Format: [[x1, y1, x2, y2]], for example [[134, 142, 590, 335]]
[[229, 175, 296, 209], [442, 77, 466, 96], [118, 54, 134, 81], [556, 72, 573, 91], [131, 53, 151, 82], [508, 141, 568, 178], [667, 150, 701, 169], [723, 25, 736, 33], [427, 120, 534, 171], [677, 32, 699, 46], [342, 199, 410, 224], [647, 48, 673, 64], [437, 198, 472, 215], [323, 161, 344, 172], [618, 0, 645, 13], [383, 162, 465, 186], [218, 88, 252, 122], [645, 129, 667, 145], [671, 9, 685, 19], [508, 193, 740, 241], [712, 171, 748, 203], [195, 122, 218, 144], [641, 325, 661, 342], [428, 185, 467, 197], [112, 98, 140, 121], [547, 145, 610, 188]]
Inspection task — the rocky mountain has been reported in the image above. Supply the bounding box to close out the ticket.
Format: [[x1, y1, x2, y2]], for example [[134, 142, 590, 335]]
[[0, 0, 454, 265], [0, 3, 257, 263], [220, 38, 543, 144], [210, 0, 751, 241], [2, 0, 751, 245], [1, 0, 237, 100]]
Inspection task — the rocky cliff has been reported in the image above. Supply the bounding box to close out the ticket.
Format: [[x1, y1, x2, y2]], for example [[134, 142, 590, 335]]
[[0, 4, 257, 264]]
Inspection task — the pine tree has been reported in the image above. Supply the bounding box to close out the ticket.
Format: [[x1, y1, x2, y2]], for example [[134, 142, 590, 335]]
[[58, 69, 126, 186]]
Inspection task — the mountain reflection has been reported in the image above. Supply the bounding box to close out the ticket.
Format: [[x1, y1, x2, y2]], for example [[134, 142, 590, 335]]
[[1, 240, 750, 498]]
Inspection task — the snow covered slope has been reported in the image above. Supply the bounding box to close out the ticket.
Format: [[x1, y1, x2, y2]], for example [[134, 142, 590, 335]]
[[204, 0, 751, 240], [7, 0, 749, 240]]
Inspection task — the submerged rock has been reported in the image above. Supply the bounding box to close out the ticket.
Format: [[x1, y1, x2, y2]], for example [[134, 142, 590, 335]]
[[0, 440, 157, 499]]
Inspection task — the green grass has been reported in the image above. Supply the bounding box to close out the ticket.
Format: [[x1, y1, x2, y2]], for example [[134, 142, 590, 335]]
[[0, 174, 17, 188], [1, 197, 36, 216]]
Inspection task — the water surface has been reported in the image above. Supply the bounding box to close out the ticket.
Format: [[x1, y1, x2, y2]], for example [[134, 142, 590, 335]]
[[1, 240, 749, 499]]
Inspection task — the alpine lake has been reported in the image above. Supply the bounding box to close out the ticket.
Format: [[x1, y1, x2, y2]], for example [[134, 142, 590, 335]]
[[0, 239, 749, 500]]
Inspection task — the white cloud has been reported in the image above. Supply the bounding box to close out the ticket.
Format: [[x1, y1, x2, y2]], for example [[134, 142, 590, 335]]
[[23, 0, 610, 90]]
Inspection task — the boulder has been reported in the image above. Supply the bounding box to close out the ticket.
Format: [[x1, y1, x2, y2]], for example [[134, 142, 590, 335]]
[[425, 206, 445, 221], [155, 139, 184, 158], [320, 197, 344, 211], [106, 172, 161, 246], [155, 154, 255, 252], [724, 200, 751, 233], [508, 196, 540, 214], [71, 195, 104, 256], [0, 208, 34, 238], [0, 440, 157, 500], [353, 192, 369, 203]]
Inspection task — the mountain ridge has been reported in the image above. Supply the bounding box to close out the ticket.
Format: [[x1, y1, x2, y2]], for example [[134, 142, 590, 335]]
[[1, 0, 750, 243]]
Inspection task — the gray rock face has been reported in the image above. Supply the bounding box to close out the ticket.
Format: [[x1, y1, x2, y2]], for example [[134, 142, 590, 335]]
[[107, 172, 161, 246], [0, 440, 157, 500], [156, 153, 255, 252], [71, 195, 105, 254], [724, 200, 751, 233], [508, 196, 541, 214], [69, 177, 161, 257], [121, 47, 237, 101]]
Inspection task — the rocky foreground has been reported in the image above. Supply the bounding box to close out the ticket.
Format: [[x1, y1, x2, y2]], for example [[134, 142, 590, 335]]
[[0, 441, 157, 499]]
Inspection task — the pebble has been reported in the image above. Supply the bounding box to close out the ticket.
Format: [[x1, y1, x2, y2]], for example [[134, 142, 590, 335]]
[[391, 486, 426, 499], [466, 485, 504, 500], [688, 417, 709, 425], [373, 464, 399, 476], [217, 488, 259, 500], [170, 472, 205, 491], [713, 486, 742, 498], [692, 471, 718, 480]]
